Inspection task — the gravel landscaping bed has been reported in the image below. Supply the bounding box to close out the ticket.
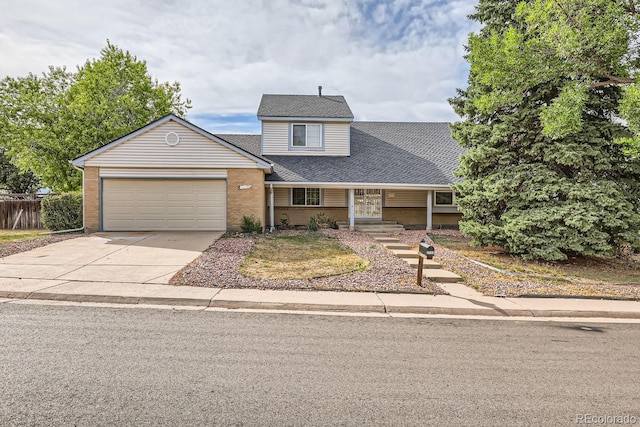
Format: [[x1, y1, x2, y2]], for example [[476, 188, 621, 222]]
[[0, 233, 81, 259], [391, 229, 640, 300], [170, 229, 444, 294]]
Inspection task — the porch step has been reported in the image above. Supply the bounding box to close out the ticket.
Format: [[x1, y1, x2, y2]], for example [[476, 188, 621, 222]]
[[405, 258, 442, 269], [371, 236, 400, 243], [337, 221, 405, 232], [380, 242, 411, 250], [390, 249, 420, 259], [421, 269, 463, 283]]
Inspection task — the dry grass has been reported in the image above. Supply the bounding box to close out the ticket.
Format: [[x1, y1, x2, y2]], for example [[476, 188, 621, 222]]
[[238, 234, 369, 280], [430, 233, 640, 286], [0, 229, 49, 244]]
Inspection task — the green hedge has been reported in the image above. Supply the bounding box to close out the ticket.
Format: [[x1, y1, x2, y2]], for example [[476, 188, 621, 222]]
[[41, 193, 83, 231]]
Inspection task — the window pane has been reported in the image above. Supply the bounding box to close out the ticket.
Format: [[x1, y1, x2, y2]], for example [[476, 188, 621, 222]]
[[292, 125, 306, 146], [306, 125, 321, 147], [292, 188, 306, 205], [435, 191, 453, 205], [306, 188, 320, 206]]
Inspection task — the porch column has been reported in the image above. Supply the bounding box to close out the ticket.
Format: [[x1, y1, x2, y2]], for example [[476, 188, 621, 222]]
[[348, 188, 355, 231], [426, 190, 433, 231], [269, 184, 275, 232]]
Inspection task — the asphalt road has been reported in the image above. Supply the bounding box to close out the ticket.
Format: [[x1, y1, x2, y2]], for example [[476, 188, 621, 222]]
[[1, 304, 639, 426]]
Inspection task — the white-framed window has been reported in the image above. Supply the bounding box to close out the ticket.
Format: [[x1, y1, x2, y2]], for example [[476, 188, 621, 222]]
[[291, 124, 322, 148], [292, 188, 321, 206], [434, 191, 455, 206]]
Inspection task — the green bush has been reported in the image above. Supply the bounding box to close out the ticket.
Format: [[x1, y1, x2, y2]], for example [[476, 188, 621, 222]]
[[41, 193, 83, 231], [307, 216, 320, 232], [309, 213, 338, 229], [241, 215, 263, 233]]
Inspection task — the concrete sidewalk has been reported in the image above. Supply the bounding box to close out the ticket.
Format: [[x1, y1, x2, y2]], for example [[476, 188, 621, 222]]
[[1, 277, 639, 319]]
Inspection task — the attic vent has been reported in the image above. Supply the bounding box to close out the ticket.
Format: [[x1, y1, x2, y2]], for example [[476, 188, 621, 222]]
[[165, 132, 180, 146]]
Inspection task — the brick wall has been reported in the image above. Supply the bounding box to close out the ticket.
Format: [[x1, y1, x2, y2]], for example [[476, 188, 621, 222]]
[[83, 167, 100, 232], [227, 169, 265, 231]]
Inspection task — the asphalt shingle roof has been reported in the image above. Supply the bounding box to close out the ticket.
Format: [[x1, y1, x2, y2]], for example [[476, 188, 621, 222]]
[[257, 94, 354, 119], [218, 122, 465, 186], [214, 134, 263, 159]]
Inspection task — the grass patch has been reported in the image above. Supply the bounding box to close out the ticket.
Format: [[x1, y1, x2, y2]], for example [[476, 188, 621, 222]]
[[0, 229, 48, 244], [430, 234, 640, 285], [239, 234, 369, 279]]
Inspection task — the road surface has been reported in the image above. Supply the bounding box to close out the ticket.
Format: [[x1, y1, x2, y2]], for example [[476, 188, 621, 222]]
[[1, 303, 639, 426]]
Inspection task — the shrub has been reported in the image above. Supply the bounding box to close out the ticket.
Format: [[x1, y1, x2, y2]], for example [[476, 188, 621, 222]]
[[41, 193, 83, 231], [241, 215, 263, 233], [280, 213, 291, 229], [307, 215, 320, 232], [309, 213, 338, 229]]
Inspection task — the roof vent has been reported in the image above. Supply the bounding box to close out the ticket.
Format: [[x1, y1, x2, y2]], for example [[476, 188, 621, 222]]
[[318, 85, 322, 97], [165, 132, 180, 146]]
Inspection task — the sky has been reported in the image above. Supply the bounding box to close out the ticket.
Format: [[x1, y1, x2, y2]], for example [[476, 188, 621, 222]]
[[0, 0, 480, 134]]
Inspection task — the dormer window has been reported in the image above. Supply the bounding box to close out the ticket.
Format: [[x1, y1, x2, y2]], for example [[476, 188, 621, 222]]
[[292, 124, 322, 148]]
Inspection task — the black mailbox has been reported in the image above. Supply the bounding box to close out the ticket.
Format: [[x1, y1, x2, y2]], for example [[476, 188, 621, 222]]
[[419, 243, 435, 260]]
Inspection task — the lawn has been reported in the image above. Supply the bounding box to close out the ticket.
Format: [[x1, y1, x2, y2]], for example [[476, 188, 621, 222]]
[[238, 234, 369, 280], [0, 229, 49, 244], [428, 232, 640, 297]]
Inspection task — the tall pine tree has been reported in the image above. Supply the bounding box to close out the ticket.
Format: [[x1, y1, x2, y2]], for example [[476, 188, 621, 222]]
[[450, 0, 640, 261]]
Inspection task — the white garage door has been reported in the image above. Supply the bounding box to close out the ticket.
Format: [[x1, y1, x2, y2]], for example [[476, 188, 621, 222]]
[[102, 179, 226, 231]]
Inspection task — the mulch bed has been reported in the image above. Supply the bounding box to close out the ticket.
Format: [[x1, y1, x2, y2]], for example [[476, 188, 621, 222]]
[[398, 229, 640, 300], [170, 229, 444, 294]]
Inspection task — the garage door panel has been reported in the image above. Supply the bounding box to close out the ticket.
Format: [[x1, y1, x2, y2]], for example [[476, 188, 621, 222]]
[[102, 179, 226, 231]]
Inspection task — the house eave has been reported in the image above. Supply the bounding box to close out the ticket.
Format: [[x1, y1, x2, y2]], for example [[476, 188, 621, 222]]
[[264, 182, 454, 190], [258, 116, 353, 123]]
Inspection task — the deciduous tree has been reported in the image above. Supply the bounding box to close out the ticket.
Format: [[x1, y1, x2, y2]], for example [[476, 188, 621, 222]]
[[0, 42, 190, 191]]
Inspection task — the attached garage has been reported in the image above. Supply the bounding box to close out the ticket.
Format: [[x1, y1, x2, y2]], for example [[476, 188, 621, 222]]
[[71, 114, 272, 232], [102, 179, 226, 231]]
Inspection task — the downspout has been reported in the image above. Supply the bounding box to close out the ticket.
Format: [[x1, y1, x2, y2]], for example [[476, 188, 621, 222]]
[[41, 165, 86, 234], [269, 184, 275, 232], [426, 190, 433, 231]]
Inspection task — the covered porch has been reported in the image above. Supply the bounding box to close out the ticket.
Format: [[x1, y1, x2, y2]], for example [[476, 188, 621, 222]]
[[265, 184, 461, 231]]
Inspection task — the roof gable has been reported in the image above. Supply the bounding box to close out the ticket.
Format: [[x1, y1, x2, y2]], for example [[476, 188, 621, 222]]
[[72, 114, 271, 170], [257, 95, 354, 120]]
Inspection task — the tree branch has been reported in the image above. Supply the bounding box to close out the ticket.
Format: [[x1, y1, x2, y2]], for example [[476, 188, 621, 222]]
[[589, 75, 635, 88]]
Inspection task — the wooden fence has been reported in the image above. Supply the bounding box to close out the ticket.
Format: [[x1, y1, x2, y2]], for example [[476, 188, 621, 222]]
[[0, 199, 43, 229]]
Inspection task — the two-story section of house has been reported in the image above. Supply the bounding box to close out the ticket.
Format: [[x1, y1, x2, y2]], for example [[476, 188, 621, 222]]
[[253, 92, 464, 230], [72, 91, 464, 232]]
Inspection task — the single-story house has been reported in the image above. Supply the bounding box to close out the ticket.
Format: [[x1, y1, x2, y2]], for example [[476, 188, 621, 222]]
[[71, 92, 465, 232]]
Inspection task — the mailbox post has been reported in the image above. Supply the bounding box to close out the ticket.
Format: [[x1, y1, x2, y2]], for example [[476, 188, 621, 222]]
[[416, 242, 435, 286]]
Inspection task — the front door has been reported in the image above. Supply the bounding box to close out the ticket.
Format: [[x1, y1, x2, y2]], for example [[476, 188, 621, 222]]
[[354, 189, 382, 219]]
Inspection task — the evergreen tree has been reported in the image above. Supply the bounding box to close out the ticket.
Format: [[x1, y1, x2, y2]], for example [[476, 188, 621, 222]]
[[450, 0, 640, 260]]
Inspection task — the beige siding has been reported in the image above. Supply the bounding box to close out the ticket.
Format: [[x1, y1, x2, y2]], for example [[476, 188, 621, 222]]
[[323, 188, 346, 207], [99, 168, 227, 178], [261, 121, 350, 156], [323, 123, 350, 156], [261, 121, 289, 155], [384, 190, 427, 207], [86, 120, 259, 168], [272, 188, 289, 206]]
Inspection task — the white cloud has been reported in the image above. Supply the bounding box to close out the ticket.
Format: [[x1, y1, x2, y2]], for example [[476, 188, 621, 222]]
[[0, 0, 480, 130]]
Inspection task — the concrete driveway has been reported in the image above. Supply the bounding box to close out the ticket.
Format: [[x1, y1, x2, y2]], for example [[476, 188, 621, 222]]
[[0, 232, 222, 284]]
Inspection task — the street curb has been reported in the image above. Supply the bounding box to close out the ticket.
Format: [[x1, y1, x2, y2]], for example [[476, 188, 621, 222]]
[[25, 293, 213, 307], [1, 292, 638, 319], [210, 299, 386, 313]]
